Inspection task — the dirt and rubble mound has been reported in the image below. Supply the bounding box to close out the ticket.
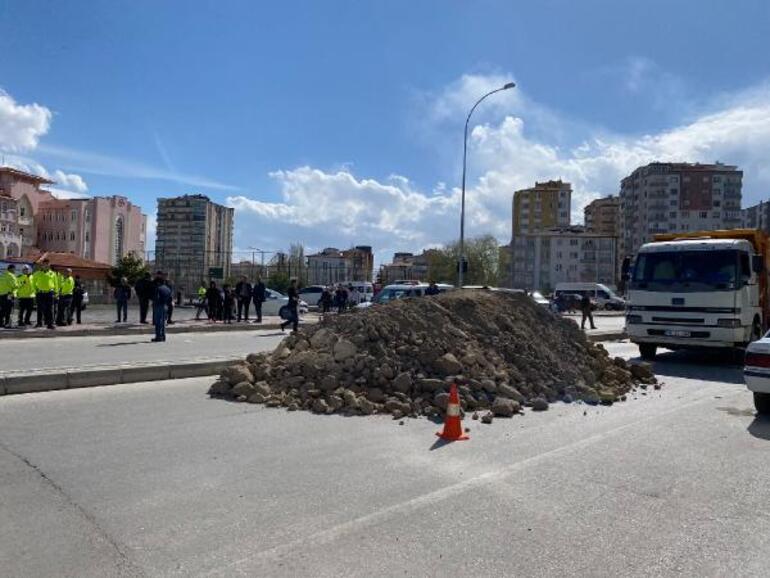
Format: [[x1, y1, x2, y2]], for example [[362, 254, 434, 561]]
[[209, 290, 656, 420]]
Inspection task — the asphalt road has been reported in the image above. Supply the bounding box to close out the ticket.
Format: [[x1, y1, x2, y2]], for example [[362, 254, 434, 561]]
[[2, 342, 769, 577], [0, 330, 286, 374]]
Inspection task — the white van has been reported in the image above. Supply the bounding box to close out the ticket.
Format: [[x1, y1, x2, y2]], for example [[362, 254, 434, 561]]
[[343, 281, 374, 304], [553, 283, 625, 310]]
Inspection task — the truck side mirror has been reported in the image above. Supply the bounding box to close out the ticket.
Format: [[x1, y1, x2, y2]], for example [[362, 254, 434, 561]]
[[752, 255, 765, 274]]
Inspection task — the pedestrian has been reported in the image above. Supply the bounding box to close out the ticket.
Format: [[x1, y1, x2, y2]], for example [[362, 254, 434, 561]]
[[280, 278, 299, 333], [223, 284, 235, 324], [252, 276, 266, 323], [114, 277, 132, 323], [235, 276, 252, 322], [165, 278, 175, 324], [134, 271, 152, 324], [206, 281, 221, 322], [151, 271, 172, 342], [334, 284, 348, 314], [320, 286, 333, 315], [425, 281, 440, 296], [195, 282, 208, 320], [16, 265, 35, 327], [349, 285, 360, 308], [580, 293, 596, 330], [57, 268, 75, 326], [0, 263, 18, 328], [71, 275, 85, 324], [32, 259, 57, 330]]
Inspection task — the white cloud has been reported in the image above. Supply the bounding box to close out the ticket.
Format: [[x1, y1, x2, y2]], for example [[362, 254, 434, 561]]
[[53, 170, 88, 193], [230, 74, 770, 265], [0, 90, 52, 152]]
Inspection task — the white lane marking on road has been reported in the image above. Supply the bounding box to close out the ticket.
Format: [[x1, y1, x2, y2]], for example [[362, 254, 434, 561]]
[[207, 384, 740, 576]]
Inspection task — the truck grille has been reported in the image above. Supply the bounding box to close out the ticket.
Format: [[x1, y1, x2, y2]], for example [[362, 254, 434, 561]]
[[651, 317, 705, 324]]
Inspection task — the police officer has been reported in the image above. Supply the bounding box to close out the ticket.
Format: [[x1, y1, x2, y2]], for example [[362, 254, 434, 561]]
[[57, 268, 75, 326], [16, 265, 35, 327], [0, 264, 18, 328], [32, 259, 57, 330], [71, 275, 85, 324]]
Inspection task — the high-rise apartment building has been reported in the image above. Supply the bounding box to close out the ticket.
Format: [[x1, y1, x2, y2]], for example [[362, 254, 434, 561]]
[[619, 162, 742, 259], [512, 180, 571, 237], [155, 194, 234, 295], [584, 196, 620, 236], [743, 201, 770, 233], [511, 227, 617, 291]]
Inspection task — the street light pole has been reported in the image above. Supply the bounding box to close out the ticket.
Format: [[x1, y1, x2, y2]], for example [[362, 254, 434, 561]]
[[458, 81, 516, 287]]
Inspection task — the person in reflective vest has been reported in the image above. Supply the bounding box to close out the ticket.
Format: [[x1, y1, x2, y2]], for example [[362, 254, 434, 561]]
[[57, 268, 76, 326], [0, 264, 18, 328], [32, 259, 57, 330], [15, 264, 35, 327]]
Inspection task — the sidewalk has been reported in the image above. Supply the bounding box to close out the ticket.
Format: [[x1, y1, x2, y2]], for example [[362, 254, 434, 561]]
[[0, 314, 319, 339]]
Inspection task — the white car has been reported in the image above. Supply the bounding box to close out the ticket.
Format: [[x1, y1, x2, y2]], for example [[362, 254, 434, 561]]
[[744, 336, 770, 414], [262, 288, 308, 316], [530, 291, 550, 307], [356, 283, 453, 309]]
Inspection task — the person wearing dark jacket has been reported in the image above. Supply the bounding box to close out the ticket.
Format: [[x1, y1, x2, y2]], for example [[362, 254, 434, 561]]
[[206, 281, 221, 322], [320, 286, 333, 315], [151, 272, 172, 342], [223, 284, 235, 324], [235, 276, 252, 322], [114, 277, 132, 323], [580, 294, 596, 330], [252, 277, 266, 323], [165, 279, 175, 324], [334, 285, 348, 314], [281, 279, 299, 333], [425, 281, 440, 296], [134, 272, 153, 324], [71, 275, 85, 324]]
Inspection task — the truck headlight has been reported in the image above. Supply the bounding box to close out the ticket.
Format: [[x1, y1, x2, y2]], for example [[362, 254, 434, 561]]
[[717, 318, 741, 328], [626, 315, 642, 324]]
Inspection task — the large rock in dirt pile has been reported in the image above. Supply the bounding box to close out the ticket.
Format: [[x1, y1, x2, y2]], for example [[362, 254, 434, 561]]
[[209, 290, 657, 423]]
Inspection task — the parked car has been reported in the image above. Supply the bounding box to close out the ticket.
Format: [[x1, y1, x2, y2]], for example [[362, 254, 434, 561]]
[[356, 283, 453, 309], [530, 291, 550, 307], [298, 285, 325, 307], [262, 288, 308, 316], [554, 282, 625, 310], [744, 336, 770, 414]]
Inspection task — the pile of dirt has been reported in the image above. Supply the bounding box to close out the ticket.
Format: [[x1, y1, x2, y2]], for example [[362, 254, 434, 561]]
[[209, 290, 656, 420]]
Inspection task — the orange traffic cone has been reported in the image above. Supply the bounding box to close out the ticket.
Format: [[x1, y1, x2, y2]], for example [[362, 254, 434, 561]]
[[436, 384, 469, 441]]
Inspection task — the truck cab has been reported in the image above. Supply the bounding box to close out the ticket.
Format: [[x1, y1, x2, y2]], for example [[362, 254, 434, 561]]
[[626, 232, 768, 360]]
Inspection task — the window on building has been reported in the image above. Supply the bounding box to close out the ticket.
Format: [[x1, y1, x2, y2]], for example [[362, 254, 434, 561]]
[[670, 200, 677, 206], [70, 231, 75, 241], [714, 200, 721, 207], [700, 211, 708, 218], [85, 232, 90, 242], [569, 239, 578, 246], [669, 212, 677, 218], [114, 216, 124, 262], [71, 209, 77, 221], [1, 202, 6, 213], [84, 209, 90, 223], [20, 206, 25, 217]]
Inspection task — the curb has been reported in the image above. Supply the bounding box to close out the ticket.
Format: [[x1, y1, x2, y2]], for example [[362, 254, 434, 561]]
[[0, 358, 238, 396], [0, 321, 297, 340]]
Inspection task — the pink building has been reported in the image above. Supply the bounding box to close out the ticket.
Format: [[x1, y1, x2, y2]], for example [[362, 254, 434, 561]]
[[0, 166, 147, 265], [36, 196, 147, 265], [0, 167, 56, 251]]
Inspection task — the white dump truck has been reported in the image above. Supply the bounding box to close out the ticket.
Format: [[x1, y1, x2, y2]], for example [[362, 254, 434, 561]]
[[625, 229, 770, 360]]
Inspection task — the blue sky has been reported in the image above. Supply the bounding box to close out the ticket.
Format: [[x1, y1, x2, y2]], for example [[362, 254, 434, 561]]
[[2, 0, 770, 262]]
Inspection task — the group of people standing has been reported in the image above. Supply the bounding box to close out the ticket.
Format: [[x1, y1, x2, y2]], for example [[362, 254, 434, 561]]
[[318, 284, 361, 314], [0, 260, 86, 329], [196, 276, 267, 325], [114, 272, 176, 326]]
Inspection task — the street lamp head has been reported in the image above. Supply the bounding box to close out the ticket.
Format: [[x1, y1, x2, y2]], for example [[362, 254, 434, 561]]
[[503, 82, 516, 90]]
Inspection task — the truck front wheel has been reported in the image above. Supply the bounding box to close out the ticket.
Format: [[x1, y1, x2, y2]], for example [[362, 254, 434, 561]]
[[639, 344, 657, 360], [754, 392, 770, 415]]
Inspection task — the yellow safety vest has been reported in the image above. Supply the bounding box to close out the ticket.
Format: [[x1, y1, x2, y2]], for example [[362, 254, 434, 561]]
[[16, 274, 35, 299], [60, 275, 75, 296], [32, 270, 57, 292], [0, 270, 18, 296]]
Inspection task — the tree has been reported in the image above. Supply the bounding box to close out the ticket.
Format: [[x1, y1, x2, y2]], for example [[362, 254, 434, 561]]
[[425, 235, 500, 286], [107, 253, 149, 287], [267, 271, 290, 294]]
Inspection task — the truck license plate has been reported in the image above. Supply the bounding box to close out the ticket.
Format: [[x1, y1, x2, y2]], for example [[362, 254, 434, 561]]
[[665, 330, 690, 337]]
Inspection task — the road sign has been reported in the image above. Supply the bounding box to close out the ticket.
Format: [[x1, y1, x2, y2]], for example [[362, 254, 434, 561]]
[[208, 267, 224, 279]]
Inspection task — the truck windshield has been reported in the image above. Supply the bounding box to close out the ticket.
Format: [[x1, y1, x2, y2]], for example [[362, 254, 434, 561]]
[[632, 250, 742, 292]]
